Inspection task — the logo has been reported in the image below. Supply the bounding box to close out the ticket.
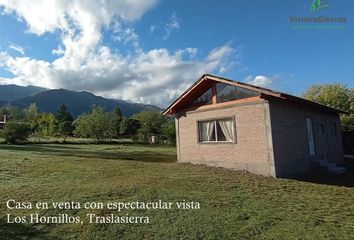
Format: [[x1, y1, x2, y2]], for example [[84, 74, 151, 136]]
[[289, 0, 346, 30], [311, 0, 330, 12]]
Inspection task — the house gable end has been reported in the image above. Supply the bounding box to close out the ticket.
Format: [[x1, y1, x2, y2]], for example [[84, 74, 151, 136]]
[[163, 74, 347, 116], [163, 75, 263, 115]]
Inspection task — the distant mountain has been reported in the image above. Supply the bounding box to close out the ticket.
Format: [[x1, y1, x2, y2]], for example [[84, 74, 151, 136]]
[[0, 84, 46, 101], [0, 99, 7, 107], [11, 89, 160, 117]]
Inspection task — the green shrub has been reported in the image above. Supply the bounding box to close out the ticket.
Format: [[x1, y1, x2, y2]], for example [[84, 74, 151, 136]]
[[1, 122, 31, 144]]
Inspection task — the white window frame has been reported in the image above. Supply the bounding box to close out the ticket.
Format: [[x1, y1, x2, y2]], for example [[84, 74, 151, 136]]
[[306, 117, 316, 156]]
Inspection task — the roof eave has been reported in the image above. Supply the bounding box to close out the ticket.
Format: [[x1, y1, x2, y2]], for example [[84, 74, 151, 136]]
[[162, 74, 209, 115], [162, 74, 348, 116]]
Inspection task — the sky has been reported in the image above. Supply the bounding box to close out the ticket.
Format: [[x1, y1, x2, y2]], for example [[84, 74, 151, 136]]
[[0, 0, 353, 107]]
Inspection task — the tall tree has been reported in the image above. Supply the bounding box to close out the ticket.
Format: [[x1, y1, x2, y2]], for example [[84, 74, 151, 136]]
[[134, 110, 168, 142], [73, 106, 116, 141], [120, 118, 141, 141], [161, 120, 176, 144], [37, 113, 56, 137], [26, 103, 40, 131], [303, 84, 353, 131], [304, 84, 351, 112], [55, 103, 74, 142], [113, 106, 123, 138]]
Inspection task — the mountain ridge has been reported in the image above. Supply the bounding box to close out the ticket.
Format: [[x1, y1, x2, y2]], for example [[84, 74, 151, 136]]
[[0, 84, 46, 101], [0, 85, 160, 117]]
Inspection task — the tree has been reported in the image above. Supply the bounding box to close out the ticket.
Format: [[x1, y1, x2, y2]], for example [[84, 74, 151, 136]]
[[73, 106, 116, 141], [120, 118, 141, 141], [37, 113, 55, 137], [1, 122, 31, 144], [89, 106, 116, 140], [55, 103, 74, 141], [303, 84, 354, 131], [113, 106, 123, 138], [26, 103, 40, 132], [134, 110, 168, 142], [161, 120, 176, 144], [73, 114, 91, 138], [304, 84, 351, 112], [0, 106, 26, 121]]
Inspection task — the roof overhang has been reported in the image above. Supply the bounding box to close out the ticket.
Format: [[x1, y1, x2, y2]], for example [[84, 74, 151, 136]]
[[163, 74, 348, 116]]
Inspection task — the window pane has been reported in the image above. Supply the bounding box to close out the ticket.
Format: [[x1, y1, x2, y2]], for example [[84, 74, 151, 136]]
[[217, 119, 235, 142], [198, 121, 216, 142], [192, 88, 212, 106], [306, 118, 315, 156], [216, 83, 259, 103], [216, 122, 226, 141]]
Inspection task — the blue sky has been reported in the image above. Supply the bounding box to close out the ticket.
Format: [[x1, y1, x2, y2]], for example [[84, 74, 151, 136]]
[[0, 0, 353, 106]]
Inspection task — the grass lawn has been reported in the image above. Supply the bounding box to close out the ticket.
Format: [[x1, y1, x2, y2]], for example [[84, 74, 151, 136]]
[[0, 144, 353, 240]]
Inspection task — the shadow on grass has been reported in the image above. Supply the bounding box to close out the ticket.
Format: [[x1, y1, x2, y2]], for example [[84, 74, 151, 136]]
[[0, 144, 177, 163], [0, 220, 58, 240], [292, 170, 354, 188]]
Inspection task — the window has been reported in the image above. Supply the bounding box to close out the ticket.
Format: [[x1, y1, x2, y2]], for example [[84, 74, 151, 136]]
[[191, 88, 212, 106], [306, 117, 315, 156], [216, 83, 259, 103], [198, 118, 235, 143]]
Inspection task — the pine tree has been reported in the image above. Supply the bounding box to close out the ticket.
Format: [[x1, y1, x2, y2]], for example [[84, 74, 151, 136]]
[[113, 106, 123, 138], [55, 103, 74, 142]]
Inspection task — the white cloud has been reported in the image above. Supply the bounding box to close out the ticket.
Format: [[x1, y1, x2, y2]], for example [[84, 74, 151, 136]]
[[8, 43, 24, 55], [0, 44, 234, 107], [112, 22, 139, 49], [0, 0, 236, 107], [163, 13, 180, 40], [149, 25, 156, 33], [244, 75, 273, 87]]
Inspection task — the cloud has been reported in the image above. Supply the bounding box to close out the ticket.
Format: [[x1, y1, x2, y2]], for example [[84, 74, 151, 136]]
[[244, 75, 273, 87], [149, 25, 156, 33], [8, 43, 24, 55], [0, 1, 236, 107], [0, 44, 235, 107], [111, 22, 139, 49], [163, 13, 180, 40]]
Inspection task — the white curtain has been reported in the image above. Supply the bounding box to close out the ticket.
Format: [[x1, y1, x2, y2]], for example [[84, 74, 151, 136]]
[[200, 121, 215, 141], [219, 119, 234, 142], [206, 121, 215, 141]]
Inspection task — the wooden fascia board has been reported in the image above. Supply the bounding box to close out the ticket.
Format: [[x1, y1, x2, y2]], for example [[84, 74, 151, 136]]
[[162, 75, 209, 115]]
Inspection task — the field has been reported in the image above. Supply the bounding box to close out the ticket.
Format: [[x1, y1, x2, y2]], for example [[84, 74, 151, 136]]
[[0, 144, 353, 240]]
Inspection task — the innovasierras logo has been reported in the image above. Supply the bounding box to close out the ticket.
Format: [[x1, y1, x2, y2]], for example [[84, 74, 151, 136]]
[[311, 0, 330, 12], [289, 0, 346, 30]]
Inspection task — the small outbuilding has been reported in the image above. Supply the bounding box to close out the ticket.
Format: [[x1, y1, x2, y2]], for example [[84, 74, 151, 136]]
[[163, 74, 346, 177], [0, 115, 7, 129]]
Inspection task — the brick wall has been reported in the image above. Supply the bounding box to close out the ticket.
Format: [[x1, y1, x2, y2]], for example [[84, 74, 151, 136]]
[[269, 99, 344, 177], [176, 100, 275, 177]]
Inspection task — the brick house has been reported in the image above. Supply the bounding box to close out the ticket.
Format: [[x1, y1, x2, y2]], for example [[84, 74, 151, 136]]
[[163, 74, 346, 177]]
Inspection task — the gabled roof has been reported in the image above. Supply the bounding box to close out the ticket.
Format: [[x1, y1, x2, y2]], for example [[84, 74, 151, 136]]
[[163, 74, 347, 115]]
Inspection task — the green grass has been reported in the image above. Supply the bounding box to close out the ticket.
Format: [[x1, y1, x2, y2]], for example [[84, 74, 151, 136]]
[[0, 144, 353, 240]]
